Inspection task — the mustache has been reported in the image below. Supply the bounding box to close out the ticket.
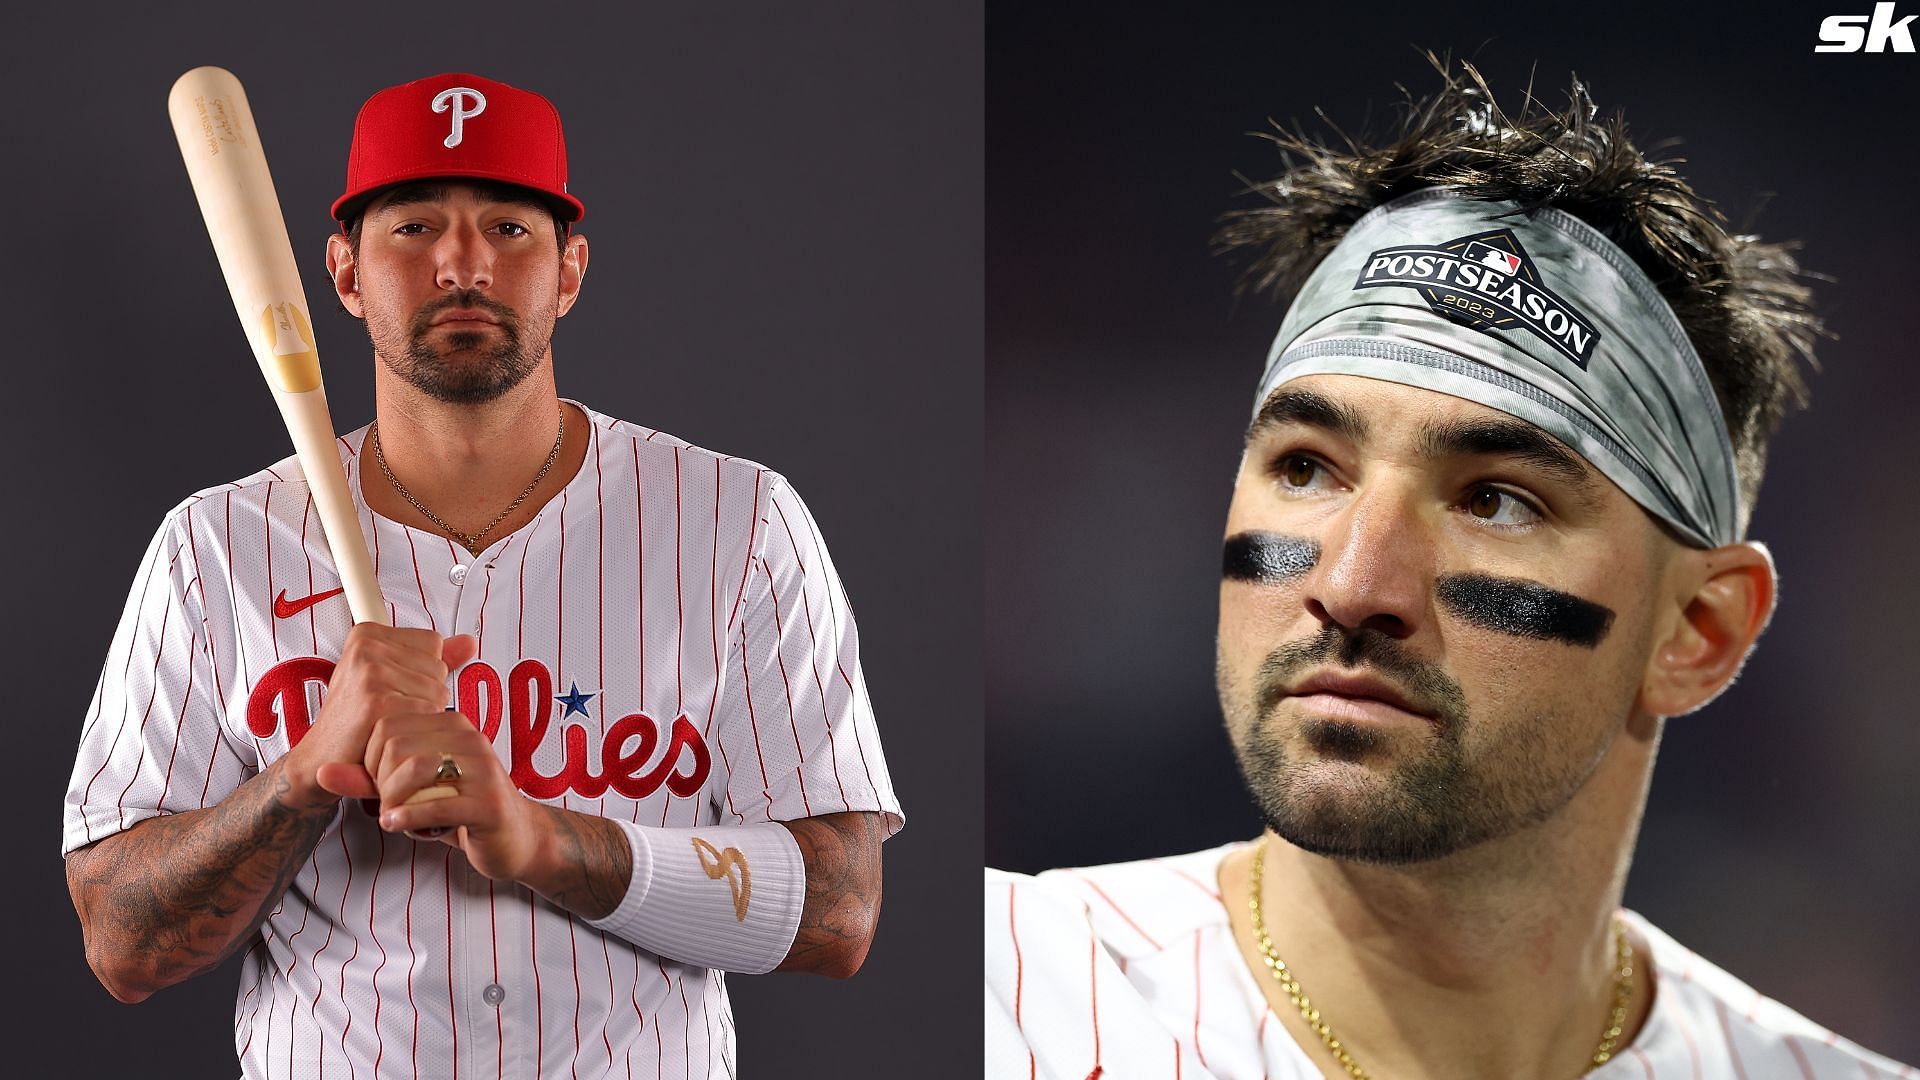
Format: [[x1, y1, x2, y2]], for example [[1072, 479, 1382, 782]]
[[410, 289, 520, 334], [1254, 624, 1469, 730]]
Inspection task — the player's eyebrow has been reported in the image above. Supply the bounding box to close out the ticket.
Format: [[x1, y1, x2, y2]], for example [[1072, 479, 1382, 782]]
[[1417, 416, 1604, 503], [1246, 387, 1370, 446], [369, 182, 550, 217]]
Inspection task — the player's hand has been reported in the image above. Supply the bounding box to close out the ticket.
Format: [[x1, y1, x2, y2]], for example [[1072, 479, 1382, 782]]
[[364, 711, 542, 881], [283, 624, 477, 811]]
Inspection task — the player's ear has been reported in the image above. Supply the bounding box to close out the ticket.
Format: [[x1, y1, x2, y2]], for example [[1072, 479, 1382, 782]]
[[556, 231, 588, 318], [326, 232, 364, 319], [1638, 540, 1776, 717]]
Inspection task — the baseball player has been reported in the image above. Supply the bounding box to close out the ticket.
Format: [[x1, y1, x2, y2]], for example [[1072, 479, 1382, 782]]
[[63, 72, 901, 1078], [985, 65, 1912, 1079]]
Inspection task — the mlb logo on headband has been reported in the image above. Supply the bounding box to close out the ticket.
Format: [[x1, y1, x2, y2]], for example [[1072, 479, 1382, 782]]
[[1259, 188, 1741, 548], [1353, 228, 1602, 370]]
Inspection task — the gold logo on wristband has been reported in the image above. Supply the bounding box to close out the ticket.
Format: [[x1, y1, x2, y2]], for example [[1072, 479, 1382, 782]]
[[692, 838, 751, 921]]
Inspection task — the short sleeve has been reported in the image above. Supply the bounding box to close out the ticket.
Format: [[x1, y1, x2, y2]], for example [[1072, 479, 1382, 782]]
[[63, 504, 253, 854], [716, 476, 901, 834]]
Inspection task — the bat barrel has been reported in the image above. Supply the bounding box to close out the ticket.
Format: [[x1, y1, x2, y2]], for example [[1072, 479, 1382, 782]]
[[167, 66, 389, 627]]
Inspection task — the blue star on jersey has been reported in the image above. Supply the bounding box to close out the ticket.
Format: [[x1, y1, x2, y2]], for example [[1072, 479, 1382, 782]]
[[556, 681, 598, 718]]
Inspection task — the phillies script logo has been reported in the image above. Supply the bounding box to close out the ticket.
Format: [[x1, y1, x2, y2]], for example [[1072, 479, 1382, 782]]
[[1355, 228, 1600, 369], [247, 657, 710, 800]]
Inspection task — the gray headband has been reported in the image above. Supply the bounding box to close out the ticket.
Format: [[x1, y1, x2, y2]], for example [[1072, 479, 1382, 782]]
[[1256, 187, 1738, 548]]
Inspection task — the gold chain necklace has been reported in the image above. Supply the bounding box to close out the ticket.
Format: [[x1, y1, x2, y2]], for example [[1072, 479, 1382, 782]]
[[1248, 835, 1635, 1079], [369, 410, 565, 555]]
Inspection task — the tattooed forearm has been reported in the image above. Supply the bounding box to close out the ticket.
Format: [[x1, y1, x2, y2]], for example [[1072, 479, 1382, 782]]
[[776, 811, 884, 978], [65, 758, 338, 1003], [520, 803, 633, 921]]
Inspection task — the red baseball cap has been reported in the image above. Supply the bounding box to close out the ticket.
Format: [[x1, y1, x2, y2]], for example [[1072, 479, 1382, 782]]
[[332, 72, 585, 227]]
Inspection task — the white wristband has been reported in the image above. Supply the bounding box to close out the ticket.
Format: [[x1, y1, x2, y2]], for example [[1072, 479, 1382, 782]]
[[586, 819, 805, 974]]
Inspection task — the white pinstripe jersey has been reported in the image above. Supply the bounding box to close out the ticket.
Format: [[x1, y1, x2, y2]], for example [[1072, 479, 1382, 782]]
[[985, 845, 1913, 1080], [64, 400, 903, 1080]]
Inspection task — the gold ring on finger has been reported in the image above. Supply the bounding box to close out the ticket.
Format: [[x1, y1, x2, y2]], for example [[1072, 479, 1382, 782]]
[[434, 753, 462, 786]]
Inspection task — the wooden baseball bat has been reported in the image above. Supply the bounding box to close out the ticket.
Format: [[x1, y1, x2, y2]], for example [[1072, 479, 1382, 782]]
[[167, 66, 455, 816]]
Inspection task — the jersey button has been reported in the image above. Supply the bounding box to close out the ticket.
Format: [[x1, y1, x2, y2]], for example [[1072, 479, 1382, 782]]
[[481, 983, 506, 1006], [449, 564, 468, 586]]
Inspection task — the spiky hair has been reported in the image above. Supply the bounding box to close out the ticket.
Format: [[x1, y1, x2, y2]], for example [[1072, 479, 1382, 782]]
[[1216, 57, 1822, 534]]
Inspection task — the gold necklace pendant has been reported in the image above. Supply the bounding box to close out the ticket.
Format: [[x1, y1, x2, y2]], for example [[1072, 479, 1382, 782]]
[[370, 411, 566, 552], [1248, 836, 1634, 1078]]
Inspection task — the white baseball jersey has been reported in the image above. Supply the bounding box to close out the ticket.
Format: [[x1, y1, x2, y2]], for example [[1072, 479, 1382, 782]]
[[65, 399, 903, 1080], [985, 845, 1913, 1080]]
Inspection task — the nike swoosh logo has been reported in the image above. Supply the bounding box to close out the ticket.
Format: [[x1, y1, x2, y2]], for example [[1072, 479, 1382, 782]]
[[274, 587, 345, 619]]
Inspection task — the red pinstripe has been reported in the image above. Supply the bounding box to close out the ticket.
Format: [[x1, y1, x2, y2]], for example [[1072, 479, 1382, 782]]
[[153, 620, 196, 808], [1629, 1046, 1655, 1078], [667, 449, 684, 829], [407, 849, 420, 1080], [1066, 872, 1163, 950], [405, 527, 437, 634], [104, 567, 173, 832], [723, 471, 762, 638], [489, 880, 501, 1080], [266, 481, 281, 663], [283, 849, 318, 1077], [772, 502, 850, 805], [225, 490, 250, 692], [632, 438, 646, 711], [446, 849, 460, 1080], [300, 496, 319, 651], [185, 503, 225, 703], [334, 824, 362, 1080], [1191, 934, 1208, 1070], [1089, 916, 1102, 1073], [759, 560, 813, 815], [1714, 998, 1750, 1080], [678, 981, 693, 1080], [674, 448, 685, 717], [738, 630, 771, 803], [781, 499, 879, 798], [1008, 885, 1032, 1079], [1785, 1036, 1819, 1080], [1163, 864, 1220, 903]]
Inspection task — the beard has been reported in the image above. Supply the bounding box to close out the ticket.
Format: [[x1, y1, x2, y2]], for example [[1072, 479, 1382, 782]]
[[368, 288, 553, 405], [1220, 625, 1605, 864]]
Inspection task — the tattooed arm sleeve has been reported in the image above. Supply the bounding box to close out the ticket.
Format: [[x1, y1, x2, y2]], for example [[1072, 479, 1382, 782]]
[[64, 756, 336, 1003], [771, 810, 884, 977]]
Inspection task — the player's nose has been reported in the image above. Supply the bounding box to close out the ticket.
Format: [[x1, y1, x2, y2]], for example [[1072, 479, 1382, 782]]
[[1304, 480, 1434, 640], [433, 222, 495, 292]]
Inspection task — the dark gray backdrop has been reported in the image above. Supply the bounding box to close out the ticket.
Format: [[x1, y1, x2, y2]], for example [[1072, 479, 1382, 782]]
[[3, 2, 979, 1076], [988, 0, 1920, 1063]]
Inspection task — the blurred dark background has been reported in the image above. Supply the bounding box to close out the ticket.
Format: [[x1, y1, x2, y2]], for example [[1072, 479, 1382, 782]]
[[3, 1, 978, 1076], [988, 0, 1919, 1060]]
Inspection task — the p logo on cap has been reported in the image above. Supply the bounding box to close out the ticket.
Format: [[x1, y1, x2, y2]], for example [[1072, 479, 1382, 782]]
[[331, 72, 584, 225], [431, 87, 486, 148]]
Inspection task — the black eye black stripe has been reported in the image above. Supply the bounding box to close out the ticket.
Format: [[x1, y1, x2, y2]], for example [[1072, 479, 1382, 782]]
[[1435, 574, 1613, 648], [1222, 532, 1319, 583]]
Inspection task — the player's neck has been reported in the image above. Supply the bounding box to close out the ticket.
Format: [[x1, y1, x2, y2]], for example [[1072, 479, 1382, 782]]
[[1220, 715, 1662, 1080], [364, 366, 590, 551]]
